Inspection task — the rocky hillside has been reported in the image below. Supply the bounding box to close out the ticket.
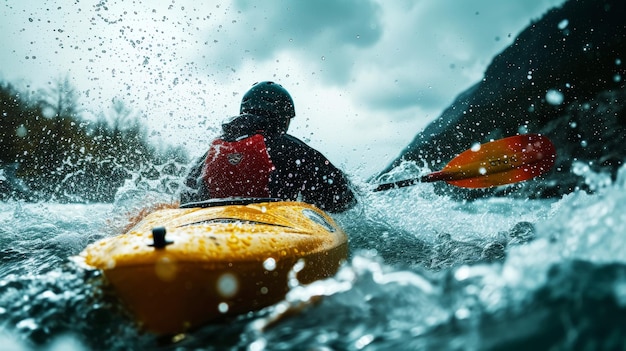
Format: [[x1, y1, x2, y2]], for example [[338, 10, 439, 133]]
[[381, 0, 625, 198]]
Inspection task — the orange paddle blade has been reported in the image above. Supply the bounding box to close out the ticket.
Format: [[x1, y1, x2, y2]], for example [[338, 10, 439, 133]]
[[423, 134, 556, 188]]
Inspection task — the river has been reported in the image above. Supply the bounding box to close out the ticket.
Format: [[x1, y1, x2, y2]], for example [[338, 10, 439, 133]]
[[1, 164, 625, 350]]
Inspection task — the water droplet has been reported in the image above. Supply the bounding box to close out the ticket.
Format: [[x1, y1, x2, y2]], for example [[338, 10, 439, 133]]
[[545, 89, 564, 105], [218, 302, 229, 313], [16, 125, 28, 138], [217, 272, 238, 298], [263, 257, 276, 271]]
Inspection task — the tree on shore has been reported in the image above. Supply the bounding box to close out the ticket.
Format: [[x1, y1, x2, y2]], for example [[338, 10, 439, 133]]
[[0, 78, 188, 202]]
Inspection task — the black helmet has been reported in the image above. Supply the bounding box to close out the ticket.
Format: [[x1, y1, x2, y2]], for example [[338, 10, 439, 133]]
[[240, 81, 295, 135]]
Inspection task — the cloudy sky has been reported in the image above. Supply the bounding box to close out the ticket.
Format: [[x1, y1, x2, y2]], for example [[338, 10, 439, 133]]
[[1, 0, 566, 178]]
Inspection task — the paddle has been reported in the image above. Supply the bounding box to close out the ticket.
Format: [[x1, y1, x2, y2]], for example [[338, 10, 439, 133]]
[[373, 134, 556, 191]]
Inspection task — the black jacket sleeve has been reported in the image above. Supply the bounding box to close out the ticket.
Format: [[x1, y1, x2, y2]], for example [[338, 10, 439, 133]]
[[266, 134, 356, 213], [179, 152, 209, 204]]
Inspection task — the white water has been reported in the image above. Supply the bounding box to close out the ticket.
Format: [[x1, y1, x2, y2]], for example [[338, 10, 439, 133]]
[[1, 165, 626, 350]]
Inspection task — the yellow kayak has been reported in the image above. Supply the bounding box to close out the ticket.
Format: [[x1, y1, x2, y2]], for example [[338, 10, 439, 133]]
[[75, 199, 348, 335]]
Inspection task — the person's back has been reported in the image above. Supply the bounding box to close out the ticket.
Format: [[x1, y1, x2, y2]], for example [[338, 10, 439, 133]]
[[181, 81, 356, 213]]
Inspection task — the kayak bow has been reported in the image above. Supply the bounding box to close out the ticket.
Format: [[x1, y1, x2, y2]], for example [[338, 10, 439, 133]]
[[75, 199, 347, 334]]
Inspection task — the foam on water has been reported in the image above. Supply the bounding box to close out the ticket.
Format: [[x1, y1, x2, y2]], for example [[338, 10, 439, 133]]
[[1, 164, 625, 350]]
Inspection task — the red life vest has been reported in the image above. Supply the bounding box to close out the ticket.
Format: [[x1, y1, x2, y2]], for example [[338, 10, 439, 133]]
[[201, 134, 275, 198]]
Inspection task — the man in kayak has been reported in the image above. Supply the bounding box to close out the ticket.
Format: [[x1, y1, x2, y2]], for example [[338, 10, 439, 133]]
[[181, 81, 356, 213]]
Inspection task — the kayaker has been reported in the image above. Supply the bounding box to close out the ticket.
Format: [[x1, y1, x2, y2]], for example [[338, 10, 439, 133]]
[[180, 81, 356, 213]]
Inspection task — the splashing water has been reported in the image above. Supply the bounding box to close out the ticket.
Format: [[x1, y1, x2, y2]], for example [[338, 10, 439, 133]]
[[1, 163, 626, 350]]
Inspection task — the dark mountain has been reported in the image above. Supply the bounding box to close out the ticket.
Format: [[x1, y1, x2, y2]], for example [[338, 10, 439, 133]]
[[381, 0, 626, 198]]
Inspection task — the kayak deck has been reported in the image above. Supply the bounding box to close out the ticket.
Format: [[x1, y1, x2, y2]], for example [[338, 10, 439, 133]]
[[76, 200, 348, 334]]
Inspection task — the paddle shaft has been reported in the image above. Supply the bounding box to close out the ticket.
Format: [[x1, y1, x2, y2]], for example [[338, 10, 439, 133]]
[[372, 172, 449, 192]]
